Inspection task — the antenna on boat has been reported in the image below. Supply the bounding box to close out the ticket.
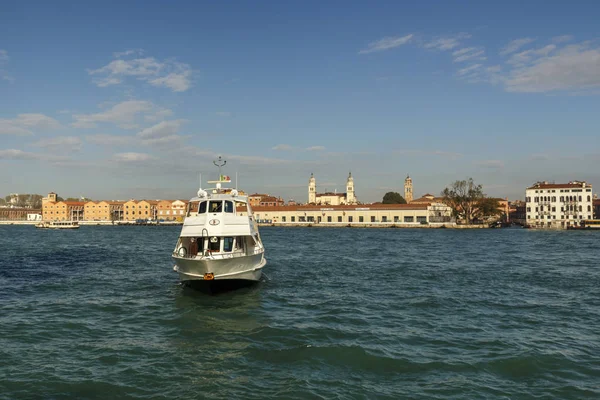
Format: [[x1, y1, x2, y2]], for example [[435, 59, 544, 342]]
[[213, 155, 226, 180], [236, 170, 238, 191], [199, 173, 202, 189]]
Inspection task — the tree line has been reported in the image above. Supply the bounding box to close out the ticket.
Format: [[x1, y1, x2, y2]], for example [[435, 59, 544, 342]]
[[0, 194, 94, 209]]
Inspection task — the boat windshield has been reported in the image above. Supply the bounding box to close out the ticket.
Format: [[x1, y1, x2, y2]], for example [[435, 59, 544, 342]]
[[198, 201, 207, 214], [209, 201, 222, 213], [224, 201, 234, 213]]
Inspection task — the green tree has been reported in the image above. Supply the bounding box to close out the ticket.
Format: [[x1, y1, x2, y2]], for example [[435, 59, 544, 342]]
[[382, 192, 407, 204], [475, 197, 503, 219], [441, 178, 483, 224]]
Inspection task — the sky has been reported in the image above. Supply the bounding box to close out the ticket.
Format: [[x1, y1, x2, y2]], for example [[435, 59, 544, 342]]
[[1, 1, 600, 203]]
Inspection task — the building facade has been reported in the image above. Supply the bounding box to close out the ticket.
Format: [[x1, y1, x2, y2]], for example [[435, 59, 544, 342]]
[[308, 172, 357, 205], [525, 181, 594, 228], [240, 203, 453, 225], [594, 198, 600, 219]]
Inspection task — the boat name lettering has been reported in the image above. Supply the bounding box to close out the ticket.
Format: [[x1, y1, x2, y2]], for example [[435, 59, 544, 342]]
[[209, 219, 220, 226]]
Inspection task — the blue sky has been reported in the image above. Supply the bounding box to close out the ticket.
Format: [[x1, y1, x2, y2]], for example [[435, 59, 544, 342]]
[[1, 1, 600, 203]]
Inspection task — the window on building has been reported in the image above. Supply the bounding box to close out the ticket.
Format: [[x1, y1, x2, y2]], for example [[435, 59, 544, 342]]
[[338, 216, 342, 222], [327, 216, 332, 222], [348, 216, 353, 223], [552, 207, 556, 212], [371, 216, 376, 222], [282, 216, 286, 222], [404, 216, 414, 223], [552, 197, 556, 202], [588, 205, 591, 212], [359, 216, 364, 223], [417, 216, 427, 223], [382, 216, 387, 222], [579, 206, 583, 212], [291, 216, 295, 222], [579, 196, 582, 202], [209, 201, 223, 213], [223, 237, 234, 252], [224, 201, 234, 213], [299, 216, 305, 222], [307, 216, 315, 222], [527, 207, 531, 212], [588, 196, 591, 201]]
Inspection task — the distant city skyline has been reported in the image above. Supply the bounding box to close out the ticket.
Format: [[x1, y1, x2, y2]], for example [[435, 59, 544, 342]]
[[1, 1, 600, 202]]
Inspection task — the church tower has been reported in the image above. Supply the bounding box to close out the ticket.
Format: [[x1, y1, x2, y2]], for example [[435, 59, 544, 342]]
[[404, 175, 413, 203], [346, 172, 355, 204], [308, 173, 316, 204]]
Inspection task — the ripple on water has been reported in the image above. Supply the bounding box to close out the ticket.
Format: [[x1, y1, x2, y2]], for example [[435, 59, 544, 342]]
[[1, 226, 600, 399]]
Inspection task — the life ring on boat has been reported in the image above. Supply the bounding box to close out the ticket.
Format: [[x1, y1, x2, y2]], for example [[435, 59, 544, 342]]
[[178, 247, 187, 257]]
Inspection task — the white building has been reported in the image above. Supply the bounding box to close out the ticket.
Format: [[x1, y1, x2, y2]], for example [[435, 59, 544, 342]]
[[308, 172, 357, 205], [526, 181, 594, 229]]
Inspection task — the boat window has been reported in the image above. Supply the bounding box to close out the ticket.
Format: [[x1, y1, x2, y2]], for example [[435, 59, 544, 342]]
[[209, 201, 223, 213], [209, 236, 220, 252], [235, 237, 244, 251], [223, 237, 234, 252], [199, 201, 207, 214], [224, 201, 234, 213]]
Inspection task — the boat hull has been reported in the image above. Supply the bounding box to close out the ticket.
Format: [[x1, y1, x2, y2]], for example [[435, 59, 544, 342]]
[[172, 252, 265, 283]]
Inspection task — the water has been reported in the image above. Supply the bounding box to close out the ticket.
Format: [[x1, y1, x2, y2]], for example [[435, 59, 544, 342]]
[[1, 226, 599, 399]]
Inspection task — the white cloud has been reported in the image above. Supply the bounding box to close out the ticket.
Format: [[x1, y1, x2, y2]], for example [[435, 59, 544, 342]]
[[424, 33, 471, 51], [137, 119, 185, 139], [0, 113, 62, 135], [32, 136, 83, 152], [505, 42, 600, 93], [86, 134, 133, 146], [0, 148, 68, 162], [272, 144, 293, 151], [507, 44, 557, 66], [358, 34, 413, 54], [148, 67, 192, 92], [499, 38, 536, 56], [306, 146, 325, 151], [113, 49, 144, 58], [89, 53, 193, 92], [144, 108, 173, 122], [552, 35, 573, 44], [457, 64, 482, 76], [141, 134, 185, 147], [72, 100, 154, 129], [113, 152, 154, 162], [453, 47, 486, 62]]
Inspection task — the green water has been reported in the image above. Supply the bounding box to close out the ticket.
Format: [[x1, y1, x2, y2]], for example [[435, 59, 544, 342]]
[[1, 226, 599, 399]]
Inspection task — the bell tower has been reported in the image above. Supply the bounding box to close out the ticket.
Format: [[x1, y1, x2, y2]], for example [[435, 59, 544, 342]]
[[308, 173, 316, 204], [404, 175, 413, 203], [346, 172, 355, 204]]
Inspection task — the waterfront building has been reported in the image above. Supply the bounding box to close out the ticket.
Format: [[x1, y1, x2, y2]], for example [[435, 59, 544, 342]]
[[404, 176, 413, 204], [525, 181, 594, 229], [240, 203, 453, 225], [308, 172, 357, 205], [411, 193, 445, 204], [259, 196, 284, 207], [84, 201, 111, 221], [0, 208, 41, 221]]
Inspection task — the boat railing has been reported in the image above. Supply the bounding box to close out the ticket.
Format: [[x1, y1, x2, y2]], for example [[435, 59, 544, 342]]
[[173, 247, 263, 260]]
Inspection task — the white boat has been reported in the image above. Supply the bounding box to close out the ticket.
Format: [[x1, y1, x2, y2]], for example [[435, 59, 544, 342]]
[[35, 221, 80, 229], [172, 157, 266, 288]]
